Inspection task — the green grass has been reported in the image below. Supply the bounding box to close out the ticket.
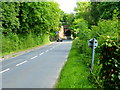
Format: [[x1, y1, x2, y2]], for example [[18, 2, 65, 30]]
[[56, 38, 96, 88], [2, 33, 50, 57], [2, 41, 51, 57]]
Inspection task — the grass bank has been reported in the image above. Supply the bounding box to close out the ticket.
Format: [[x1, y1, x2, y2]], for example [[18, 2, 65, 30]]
[[56, 38, 96, 88], [2, 33, 50, 57]]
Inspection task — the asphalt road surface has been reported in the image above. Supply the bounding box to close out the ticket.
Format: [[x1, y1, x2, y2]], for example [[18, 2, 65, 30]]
[[0, 40, 72, 88]]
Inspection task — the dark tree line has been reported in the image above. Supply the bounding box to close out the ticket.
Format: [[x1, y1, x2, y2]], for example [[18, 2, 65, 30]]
[[2, 1, 62, 35]]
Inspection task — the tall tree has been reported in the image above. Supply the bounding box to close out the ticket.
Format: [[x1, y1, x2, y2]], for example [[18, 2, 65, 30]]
[[2, 2, 20, 35]]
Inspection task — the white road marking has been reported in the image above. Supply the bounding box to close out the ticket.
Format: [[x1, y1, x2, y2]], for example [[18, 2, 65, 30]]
[[30, 56, 38, 59], [50, 44, 60, 50], [45, 50, 49, 52], [40, 43, 61, 55], [39, 52, 44, 55], [16, 60, 28, 66], [0, 68, 10, 74]]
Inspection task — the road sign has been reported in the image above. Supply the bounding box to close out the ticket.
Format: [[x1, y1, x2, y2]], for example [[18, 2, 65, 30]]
[[88, 38, 98, 74], [88, 38, 98, 48]]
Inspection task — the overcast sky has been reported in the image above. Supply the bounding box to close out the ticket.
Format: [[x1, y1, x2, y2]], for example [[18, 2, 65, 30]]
[[54, 0, 77, 13]]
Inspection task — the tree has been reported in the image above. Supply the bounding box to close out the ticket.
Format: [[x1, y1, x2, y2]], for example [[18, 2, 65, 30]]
[[2, 1, 62, 35], [2, 2, 20, 35], [90, 2, 119, 25]]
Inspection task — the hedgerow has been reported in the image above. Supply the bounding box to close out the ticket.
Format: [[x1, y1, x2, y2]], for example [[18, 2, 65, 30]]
[[69, 2, 119, 88], [1, 1, 62, 55]]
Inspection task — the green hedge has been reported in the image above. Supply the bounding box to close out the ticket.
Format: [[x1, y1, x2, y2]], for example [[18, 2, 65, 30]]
[[71, 16, 119, 88], [98, 39, 120, 88], [2, 33, 50, 55], [1, 1, 62, 55]]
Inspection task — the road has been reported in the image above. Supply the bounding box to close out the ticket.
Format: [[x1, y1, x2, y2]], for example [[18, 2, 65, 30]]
[[0, 40, 72, 88]]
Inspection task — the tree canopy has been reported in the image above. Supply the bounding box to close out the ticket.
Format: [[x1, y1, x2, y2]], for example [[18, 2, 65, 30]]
[[2, 1, 62, 35]]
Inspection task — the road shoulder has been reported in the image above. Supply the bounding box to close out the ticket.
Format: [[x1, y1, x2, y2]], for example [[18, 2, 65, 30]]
[[0, 42, 56, 62]]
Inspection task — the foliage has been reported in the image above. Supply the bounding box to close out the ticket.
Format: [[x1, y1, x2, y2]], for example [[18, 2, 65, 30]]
[[74, 2, 119, 26], [2, 1, 61, 35], [1, 1, 62, 55], [74, 2, 92, 27], [18, 2, 61, 34], [2, 2, 20, 34], [90, 2, 119, 25], [61, 13, 75, 26], [91, 18, 119, 40], [56, 38, 95, 88], [2, 33, 50, 56], [69, 2, 120, 88], [98, 39, 120, 88]]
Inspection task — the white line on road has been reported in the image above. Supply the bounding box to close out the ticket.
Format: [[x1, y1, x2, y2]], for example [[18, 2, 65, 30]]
[[50, 44, 60, 50], [30, 56, 38, 59], [16, 60, 28, 66], [0, 68, 10, 74], [40, 43, 61, 55], [39, 52, 44, 55], [45, 50, 49, 52]]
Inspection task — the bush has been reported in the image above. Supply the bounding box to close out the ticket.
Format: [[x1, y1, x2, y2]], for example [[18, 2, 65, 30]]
[[72, 15, 119, 88], [98, 38, 120, 88], [2, 33, 50, 56]]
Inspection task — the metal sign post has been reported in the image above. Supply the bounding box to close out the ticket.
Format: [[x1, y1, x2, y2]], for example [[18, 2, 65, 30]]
[[88, 38, 98, 74]]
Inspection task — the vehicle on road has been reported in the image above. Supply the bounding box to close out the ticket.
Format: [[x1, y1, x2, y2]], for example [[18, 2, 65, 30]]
[[57, 38, 63, 42]]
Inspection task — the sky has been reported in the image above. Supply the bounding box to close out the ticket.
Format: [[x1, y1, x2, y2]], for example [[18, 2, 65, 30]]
[[54, 0, 78, 13]]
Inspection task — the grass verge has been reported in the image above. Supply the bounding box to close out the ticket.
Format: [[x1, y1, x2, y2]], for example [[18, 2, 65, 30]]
[[1, 41, 51, 59], [2, 33, 50, 57], [56, 38, 96, 88]]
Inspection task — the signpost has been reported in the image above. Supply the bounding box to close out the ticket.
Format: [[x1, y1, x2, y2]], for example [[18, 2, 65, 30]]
[[88, 38, 98, 74]]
